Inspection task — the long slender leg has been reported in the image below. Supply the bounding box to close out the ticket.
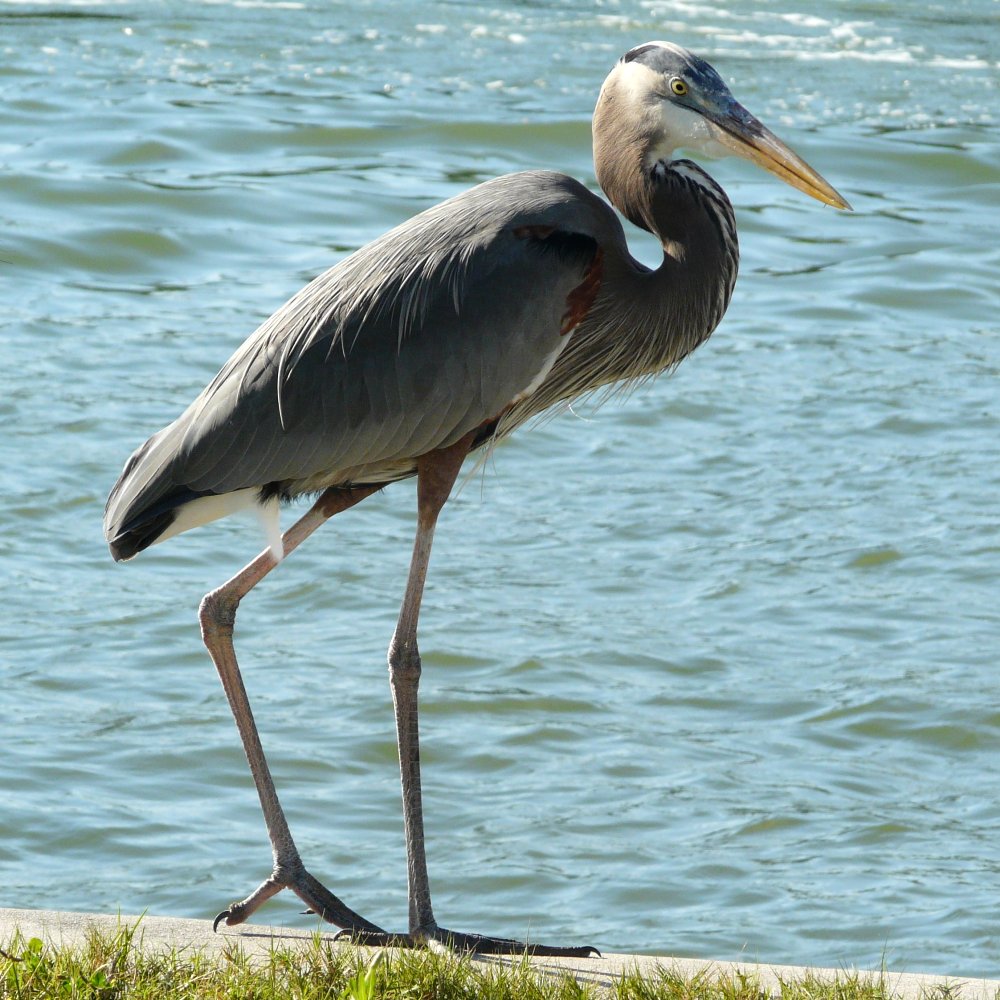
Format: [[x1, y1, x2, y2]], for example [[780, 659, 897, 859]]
[[389, 433, 475, 940], [346, 436, 598, 958], [203, 484, 387, 934]]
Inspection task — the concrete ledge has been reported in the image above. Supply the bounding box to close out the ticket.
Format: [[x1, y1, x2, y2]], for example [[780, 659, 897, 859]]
[[1, 909, 997, 1000]]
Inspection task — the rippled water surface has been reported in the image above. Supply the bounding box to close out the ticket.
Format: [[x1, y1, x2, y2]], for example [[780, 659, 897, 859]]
[[2, 0, 998, 979]]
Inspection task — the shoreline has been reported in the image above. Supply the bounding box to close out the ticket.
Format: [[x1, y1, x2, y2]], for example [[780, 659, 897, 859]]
[[2, 908, 996, 999]]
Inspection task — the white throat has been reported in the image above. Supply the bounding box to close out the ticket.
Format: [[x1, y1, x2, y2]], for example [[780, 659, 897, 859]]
[[649, 100, 730, 168]]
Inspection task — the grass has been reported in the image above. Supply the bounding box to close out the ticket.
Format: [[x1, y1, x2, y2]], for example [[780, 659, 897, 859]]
[[0, 922, 987, 1000]]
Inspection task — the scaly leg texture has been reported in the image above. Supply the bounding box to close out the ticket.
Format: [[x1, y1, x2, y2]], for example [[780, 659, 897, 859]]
[[202, 485, 385, 934], [343, 435, 598, 958]]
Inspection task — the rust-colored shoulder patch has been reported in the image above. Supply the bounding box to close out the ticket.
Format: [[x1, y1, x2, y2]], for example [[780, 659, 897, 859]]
[[512, 225, 603, 336], [561, 246, 604, 335]]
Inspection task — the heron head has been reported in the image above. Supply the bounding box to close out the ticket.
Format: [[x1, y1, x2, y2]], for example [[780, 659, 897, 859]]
[[604, 42, 851, 210]]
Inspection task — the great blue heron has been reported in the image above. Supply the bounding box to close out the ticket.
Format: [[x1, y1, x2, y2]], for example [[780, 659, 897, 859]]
[[105, 42, 849, 955]]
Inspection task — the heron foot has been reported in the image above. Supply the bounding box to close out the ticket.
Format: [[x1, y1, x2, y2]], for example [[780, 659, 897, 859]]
[[335, 925, 600, 958], [212, 865, 386, 936]]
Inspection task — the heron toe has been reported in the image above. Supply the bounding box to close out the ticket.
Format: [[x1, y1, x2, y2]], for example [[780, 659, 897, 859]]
[[335, 924, 600, 957], [211, 865, 386, 936]]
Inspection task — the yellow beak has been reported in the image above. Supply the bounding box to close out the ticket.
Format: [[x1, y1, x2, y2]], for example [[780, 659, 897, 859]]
[[712, 103, 852, 210]]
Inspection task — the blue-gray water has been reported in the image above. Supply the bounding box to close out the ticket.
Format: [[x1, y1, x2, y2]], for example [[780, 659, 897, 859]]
[[1, 0, 998, 979]]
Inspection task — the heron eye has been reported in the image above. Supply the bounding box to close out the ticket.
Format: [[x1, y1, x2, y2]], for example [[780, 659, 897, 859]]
[[670, 78, 688, 96]]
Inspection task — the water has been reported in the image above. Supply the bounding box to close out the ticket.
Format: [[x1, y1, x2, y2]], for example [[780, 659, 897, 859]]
[[1, 0, 998, 979]]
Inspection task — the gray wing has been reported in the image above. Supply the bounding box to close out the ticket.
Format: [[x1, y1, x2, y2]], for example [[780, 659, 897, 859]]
[[105, 170, 611, 557]]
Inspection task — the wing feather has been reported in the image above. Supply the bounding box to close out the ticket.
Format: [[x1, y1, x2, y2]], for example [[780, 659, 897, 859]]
[[104, 171, 609, 558]]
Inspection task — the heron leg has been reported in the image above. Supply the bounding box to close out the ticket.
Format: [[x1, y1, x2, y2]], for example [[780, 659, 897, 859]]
[[201, 484, 387, 934], [339, 435, 599, 958], [386, 433, 477, 941]]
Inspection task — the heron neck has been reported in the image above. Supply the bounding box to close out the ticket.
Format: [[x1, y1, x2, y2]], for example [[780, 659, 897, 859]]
[[498, 114, 740, 433], [593, 109, 658, 239], [588, 122, 740, 387]]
